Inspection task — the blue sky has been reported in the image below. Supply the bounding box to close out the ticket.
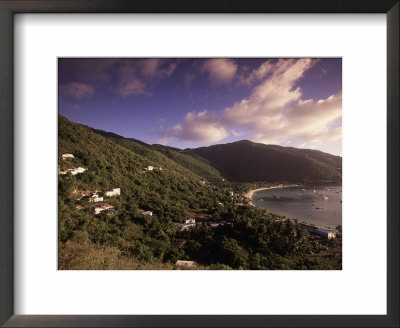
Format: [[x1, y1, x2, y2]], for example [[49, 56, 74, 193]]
[[59, 58, 342, 156]]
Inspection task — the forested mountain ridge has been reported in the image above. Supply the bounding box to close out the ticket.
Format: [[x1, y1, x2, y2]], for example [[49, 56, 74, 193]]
[[91, 126, 341, 186], [58, 115, 341, 270], [186, 140, 342, 184]]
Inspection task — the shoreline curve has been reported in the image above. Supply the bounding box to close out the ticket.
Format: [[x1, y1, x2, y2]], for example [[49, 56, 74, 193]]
[[245, 184, 301, 206]]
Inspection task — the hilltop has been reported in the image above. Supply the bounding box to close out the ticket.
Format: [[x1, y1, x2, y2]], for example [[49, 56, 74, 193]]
[[185, 140, 342, 184]]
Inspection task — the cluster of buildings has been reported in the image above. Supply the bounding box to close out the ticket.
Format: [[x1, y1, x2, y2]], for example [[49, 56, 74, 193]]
[[80, 188, 121, 215], [60, 153, 123, 216], [58, 154, 87, 176], [79, 188, 120, 202]]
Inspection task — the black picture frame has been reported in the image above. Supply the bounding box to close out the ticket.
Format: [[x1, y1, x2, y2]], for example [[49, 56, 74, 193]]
[[0, 1, 398, 327]]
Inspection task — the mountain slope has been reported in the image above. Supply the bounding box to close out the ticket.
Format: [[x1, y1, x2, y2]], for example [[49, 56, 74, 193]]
[[59, 115, 229, 216], [152, 144, 227, 186], [186, 140, 341, 184], [58, 116, 342, 270], [91, 129, 228, 187]]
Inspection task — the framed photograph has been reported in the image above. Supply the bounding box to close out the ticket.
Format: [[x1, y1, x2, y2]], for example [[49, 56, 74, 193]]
[[1, 1, 398, 327]]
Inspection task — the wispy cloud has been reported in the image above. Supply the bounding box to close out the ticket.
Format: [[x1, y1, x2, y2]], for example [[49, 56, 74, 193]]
[[59, 82, 95, 99], [117, 59, 177, 97], [231, 129, 245, 137], [59, 58, 178, 98], [200, 59, 238, 85]]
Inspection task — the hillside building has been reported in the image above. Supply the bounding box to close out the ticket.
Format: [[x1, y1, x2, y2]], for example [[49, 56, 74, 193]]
[[104, 188, 121, 197], [177, 222, 195, 232], [316, 227, 337, 239], [176, 260, 197, 268], [70, 167, 87, 175], [88, 194, 103, 203], [299, 223, 337, 239], [93, 203, 115, 215], [62, 153, 74, 159], [141, 211, 153, 216]]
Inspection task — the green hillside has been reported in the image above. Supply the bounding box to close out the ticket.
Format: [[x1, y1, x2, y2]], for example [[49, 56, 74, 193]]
[[58, 115, 233, 269], [152, 144, 227, 187], [186, 140, 342, 184], [91, 129, 227, 187], [58, 116, 341, 270]]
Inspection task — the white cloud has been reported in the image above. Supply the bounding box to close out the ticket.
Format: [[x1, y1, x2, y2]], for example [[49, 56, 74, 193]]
[[220, 59, 342, 148], [201, 59, 237, 85], [159, 59, 341, 152], [162, 111, 228, 144]]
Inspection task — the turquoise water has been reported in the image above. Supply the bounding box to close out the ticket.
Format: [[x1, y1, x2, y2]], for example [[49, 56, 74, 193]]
[[252, 185, 342, 227]]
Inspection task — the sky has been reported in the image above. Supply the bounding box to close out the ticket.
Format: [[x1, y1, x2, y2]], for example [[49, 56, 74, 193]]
[[58, 58, 342, 156]]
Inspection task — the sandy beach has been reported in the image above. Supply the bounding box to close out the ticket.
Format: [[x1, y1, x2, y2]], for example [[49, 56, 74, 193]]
[[245, 184, 301, 206]]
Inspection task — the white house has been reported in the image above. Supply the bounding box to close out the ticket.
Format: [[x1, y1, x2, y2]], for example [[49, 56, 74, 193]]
[[176, 260, 197, 268], [145, 166, 154, 171], [141, 211, 153, 216], [185, 218, 195, 224], [177, 222, 195, 232], [104, 188, 121, 197], [316, 227, 337, 239], [89, 194, 103, 203], [70, 167, 87, 175], [62, 153, 74, 159], [199, 180, 206, 185], [93, 203, 115, 215], [208, 221, 228, 228]]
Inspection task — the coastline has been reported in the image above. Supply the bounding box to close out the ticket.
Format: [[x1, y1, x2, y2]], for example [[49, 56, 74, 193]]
[[245, 184, 301, 206]]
